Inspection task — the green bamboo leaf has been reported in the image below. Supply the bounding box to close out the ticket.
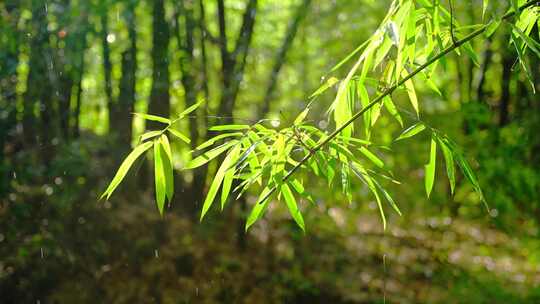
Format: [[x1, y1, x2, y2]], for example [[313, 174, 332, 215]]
[[357, 82, 372, 138], [184, 140, 238, 169], [511, 23, 540, 58], [168, 129, 191, 144], [372, 178, 402, 216], [351, 162, 386, 230], [194, 132, 243, 151], [245, 185, 273, 231], [179, 99, 203, 118], [281, 183, 305, 231], [221, 145, 242, 209], [395, 123, 426, 141], [383, 95, 403, 127], [154, 140, 166, 216], [160, 135, 174, 202], [309, 76, 339, 98], [100, 141, 153, 200], [359, 147, 385, 168], [294, 108, 310, 125], [437, 136, 455, 195], [209, 124, 250, 131], [425, 136, 437, 198], [134, 113, 171, 124], [200, 144, 240, 220], [403, 73, 419, 116], [140, 130, 162, 142]]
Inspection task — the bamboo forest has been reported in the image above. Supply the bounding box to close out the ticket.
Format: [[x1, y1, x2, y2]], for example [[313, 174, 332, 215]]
[[2, 0, 540, 303]]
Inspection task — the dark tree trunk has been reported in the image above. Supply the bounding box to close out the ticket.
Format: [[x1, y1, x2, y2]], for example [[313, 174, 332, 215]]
[[259, 0, 312, 118], [499, 54, 513, 127], [100, 8, 114, 130], [24, 0, 55, 165], [0, 0, 20, 195], [111, 2, 137, 149], [73, 32, 87, 138], [216, 0, 258, 123], [147, 0, 171, 130]]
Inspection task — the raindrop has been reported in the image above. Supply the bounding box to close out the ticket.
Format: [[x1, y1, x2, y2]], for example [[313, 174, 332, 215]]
[[0, 234, 4, 242], [45, 2, 48, 13], [40, 247, 44, 259], [54, 177, 63, 185], [489, 209, 499, 218], [195, 287, 199, 297], [12, 172, 16, 179], [154, 249, 159, 258]]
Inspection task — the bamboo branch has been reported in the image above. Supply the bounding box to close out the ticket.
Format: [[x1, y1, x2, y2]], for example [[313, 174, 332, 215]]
[[254, 0, 539, 208]]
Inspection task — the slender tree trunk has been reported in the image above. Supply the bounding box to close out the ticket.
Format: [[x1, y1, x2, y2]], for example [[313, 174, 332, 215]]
[[73, 32, 87, 138], [147, 0, 170, 129], [499, 54, 512, 127], [476, 38, 493, 103], [216, 0, 258, 122], [0, 1, 20, 195], [112, 2, 137, 149], [100, 8, 114, 130], [259, 0, 312, 118]]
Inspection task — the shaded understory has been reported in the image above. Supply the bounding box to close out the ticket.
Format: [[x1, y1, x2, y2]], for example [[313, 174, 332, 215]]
[[2, 137, 540, 304]]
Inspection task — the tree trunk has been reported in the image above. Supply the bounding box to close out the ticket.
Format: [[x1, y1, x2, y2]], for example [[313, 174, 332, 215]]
[[147, 0, 171, 129], [259, 0, 312, 118]]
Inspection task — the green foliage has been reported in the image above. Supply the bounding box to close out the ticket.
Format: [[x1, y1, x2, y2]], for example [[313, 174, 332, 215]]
[[102, 0, 540, 231]]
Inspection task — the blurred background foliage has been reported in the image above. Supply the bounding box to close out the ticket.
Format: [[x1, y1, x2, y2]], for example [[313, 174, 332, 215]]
[[1, 0, 540, 303]]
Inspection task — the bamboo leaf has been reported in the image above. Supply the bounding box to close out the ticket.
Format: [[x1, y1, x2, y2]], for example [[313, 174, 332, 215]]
[[383, 95, 403, 127], [294, 108, 310, 125], [425, 136, 437, 198], [101, 141, 153, 200], [359, 147, 385, 169], [184, 140, 238, 169], [154, 140, 166, 216], [168, 129, 191, 144], [200, 144, 240, 220], [281, 183, 305, 231], [160, 135, 174, 202], [245, 185, 273, 231], [140, 130, 162, 142], [221, 145, 242, 208], [437, 136, 455, 195], [194, 132, 243, 151], [395, 123, 426, 141], [403, 72, 419, 116], [179, 99, 203, 118], [309, 76, 339, 98], [209, 124, 250, 131], [134, 113, 171, 124]]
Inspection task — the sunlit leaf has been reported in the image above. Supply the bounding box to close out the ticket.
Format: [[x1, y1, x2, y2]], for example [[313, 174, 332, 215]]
[[424, 136, 437, 198], [359, 147, 385, 169], [140, 130, 162, 142], [395, 123, 426, 141], [200, 144, 241, 220], [184, 140, 238, 169], [221, 145, 241, 209], [437, 135, 455, 195], [101, 141, 153, 200], [245, 185, 273, 231], [281, 183, 305, 231], [309, 76, 339, 98], [209, 124, 250, 131], [168, 129, 191, 144], [160, 135, 174, 202], [179, 99, 203, 118], [154, 140, 166, 216], [134, 113, 171, 124]]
